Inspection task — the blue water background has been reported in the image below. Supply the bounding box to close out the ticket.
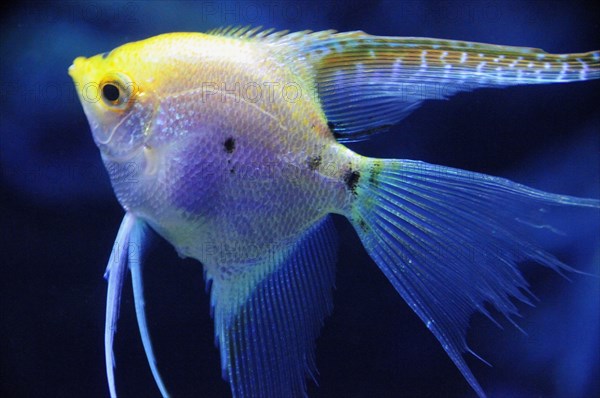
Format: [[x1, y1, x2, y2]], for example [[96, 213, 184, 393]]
[[1, 1, 598, 397]]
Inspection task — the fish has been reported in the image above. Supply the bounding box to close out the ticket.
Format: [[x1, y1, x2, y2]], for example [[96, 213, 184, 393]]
[[68, 26, 600, 398]]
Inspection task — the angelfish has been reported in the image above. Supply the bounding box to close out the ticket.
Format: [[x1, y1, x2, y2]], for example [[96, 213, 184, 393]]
[[68, 27, 600, 398]]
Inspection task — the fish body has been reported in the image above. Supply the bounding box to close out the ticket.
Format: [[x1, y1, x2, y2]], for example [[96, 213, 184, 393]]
[[74, 32, 352, 263], [69, 27, 600, 398]]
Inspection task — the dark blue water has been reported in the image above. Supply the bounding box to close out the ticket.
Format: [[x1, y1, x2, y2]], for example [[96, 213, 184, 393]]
[[1, 1, 599, 397]]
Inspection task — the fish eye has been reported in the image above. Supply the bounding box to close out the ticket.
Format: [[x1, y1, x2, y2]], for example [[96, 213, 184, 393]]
[[100, 73, 136, 111], [102, 83, 120, 102]]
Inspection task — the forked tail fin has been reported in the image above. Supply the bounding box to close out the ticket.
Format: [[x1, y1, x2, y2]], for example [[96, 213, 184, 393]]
[[348, 158, 599, 397]]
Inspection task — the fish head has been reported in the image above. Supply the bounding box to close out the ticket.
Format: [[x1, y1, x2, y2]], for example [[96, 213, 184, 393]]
[[69, 43, 162, 161], [68, 34, 234, 218]]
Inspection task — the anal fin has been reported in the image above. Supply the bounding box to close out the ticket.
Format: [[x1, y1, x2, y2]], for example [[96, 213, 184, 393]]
[[209, 216, 338, 397], [349, 158, 599, 397]]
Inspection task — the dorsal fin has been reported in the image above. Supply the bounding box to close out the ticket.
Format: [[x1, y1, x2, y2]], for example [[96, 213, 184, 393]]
[[207, 25, 285, 40], [214, 28, 599, 142]]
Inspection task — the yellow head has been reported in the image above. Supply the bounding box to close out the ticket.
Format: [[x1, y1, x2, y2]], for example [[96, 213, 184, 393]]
[[69, 44, 151, 160], [68, 33, 218, 161]]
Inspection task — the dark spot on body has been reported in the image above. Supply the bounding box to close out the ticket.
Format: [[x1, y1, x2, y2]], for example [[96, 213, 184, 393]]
[[224, 137, 235, 153], [229, 167, 235, 174], [357, 217, 370, 233], [344, 169, 360, 195], [307, 155, 322, 171]]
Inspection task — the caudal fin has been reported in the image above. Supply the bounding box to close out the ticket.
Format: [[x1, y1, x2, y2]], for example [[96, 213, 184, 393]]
[[348, 158, 599, 397]]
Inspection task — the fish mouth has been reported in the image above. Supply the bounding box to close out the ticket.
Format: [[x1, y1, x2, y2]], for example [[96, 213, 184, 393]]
[[68, 57, 88, 84]]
